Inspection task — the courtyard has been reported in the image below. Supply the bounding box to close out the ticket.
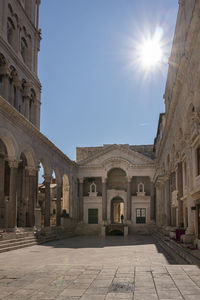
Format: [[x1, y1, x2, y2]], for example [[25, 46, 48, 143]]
[[0, 235, 200, 299]]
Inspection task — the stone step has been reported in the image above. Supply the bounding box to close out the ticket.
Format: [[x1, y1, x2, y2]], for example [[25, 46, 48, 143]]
[[153, 232, 200, 266], [0, 241, 38, 253], [0, 229, 75, 253], [0, 236, 36, 245], [0, 238, 37, 250]]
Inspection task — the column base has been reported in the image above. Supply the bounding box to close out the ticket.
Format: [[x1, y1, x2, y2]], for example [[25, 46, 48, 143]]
[[181, 234, 195, 244]]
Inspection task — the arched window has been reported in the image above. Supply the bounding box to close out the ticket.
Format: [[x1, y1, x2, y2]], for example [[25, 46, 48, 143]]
[[7, 18, 15, 47], [21, 38, 27, 62], [89, 182, 97, 197], [138, 183, 144, 193]]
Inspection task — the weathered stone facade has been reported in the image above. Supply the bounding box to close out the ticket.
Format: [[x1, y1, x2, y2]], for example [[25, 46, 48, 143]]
[[0, 0, 78, 231], [0, 0, 200, 245], [154, 0, 200, 248], [76, 144, 155, 235]]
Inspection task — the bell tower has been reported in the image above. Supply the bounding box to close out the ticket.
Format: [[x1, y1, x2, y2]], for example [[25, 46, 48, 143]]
[[0, 0, 42, 129]]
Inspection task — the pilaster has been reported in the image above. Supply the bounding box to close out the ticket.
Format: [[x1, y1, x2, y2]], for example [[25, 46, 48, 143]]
[[79, 177, 84, 222], [127, 176, 132, 221], [102, 177, 107, 222], [8, 160, 19, 228], [44, 175, 51, 227]]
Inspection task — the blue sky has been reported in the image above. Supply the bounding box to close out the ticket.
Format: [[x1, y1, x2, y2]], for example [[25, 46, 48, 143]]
[[39, 0, 178, 161]]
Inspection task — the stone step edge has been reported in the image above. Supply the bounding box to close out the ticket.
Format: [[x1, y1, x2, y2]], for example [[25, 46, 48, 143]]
[[153, 235, 189, 265], [153, 232, 200, 266], [0, 238, 38, 249], [0, 236, 36, 245], [0, 232, 75, 253], [155, 231, 199, 259], [0, 241, 38, 253]]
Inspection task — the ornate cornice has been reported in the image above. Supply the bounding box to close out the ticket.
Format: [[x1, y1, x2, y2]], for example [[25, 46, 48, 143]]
[[0, 36, 41, 89], [78, 144, 154, 166]]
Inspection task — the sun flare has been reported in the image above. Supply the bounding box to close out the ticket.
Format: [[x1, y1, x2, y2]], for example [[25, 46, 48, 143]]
[[126, 26, 167, 75], [140, 38, 162, 68]]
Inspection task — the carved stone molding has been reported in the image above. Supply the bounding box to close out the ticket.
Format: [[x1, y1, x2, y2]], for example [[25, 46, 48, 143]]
[[26, 166, 37, 176], [8, 159, 19, 169]]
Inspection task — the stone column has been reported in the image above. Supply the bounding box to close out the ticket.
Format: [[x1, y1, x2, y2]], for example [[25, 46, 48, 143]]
[[44, 175, 51, 227], [1, 68, 9, 101], [27, 167, 37, 227], [56, 184, 62, 226], [102, 177, 107, 223], [0, 155, 5, 228], [150, 181, 155, 221], [36, 0, 41, 30], [127, 177, 131, 222], [79, 178, 84, 222], [177, 162, 184, 227], [8, 160, 19, 228], [165, 176, 171, 226], [155, 180, 163, 226], [22, 83, 31, 120]]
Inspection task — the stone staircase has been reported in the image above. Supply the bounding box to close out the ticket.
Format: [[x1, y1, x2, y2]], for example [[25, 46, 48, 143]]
[[0, 226, 76, 254], [0, 231, 38, 253], [153, 231, 200, 266]]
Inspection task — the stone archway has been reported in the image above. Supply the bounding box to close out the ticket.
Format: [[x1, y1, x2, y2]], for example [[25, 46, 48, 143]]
[[111, 197, 124, 224]]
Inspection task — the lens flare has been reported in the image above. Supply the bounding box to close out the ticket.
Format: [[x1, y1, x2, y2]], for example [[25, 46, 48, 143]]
[[140, 38, 162, 68]]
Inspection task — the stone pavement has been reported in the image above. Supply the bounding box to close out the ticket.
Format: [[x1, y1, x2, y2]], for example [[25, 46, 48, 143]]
[[0, 235, 200, 299]]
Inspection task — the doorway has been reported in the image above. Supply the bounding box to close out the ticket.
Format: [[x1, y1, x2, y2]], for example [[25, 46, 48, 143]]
[[111, 197, 124, 224]]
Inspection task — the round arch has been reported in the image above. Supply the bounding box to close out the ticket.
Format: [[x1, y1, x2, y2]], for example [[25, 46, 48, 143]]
[[0, 128, 18, 158], [18, 146, 36, 168]]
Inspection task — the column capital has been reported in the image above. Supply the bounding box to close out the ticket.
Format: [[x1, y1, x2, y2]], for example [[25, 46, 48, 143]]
[[79, 177, 84, 184], [26, 166, 37, 176], [102, 177, 107, 183], [8, 159, 19, 169], [0, 65, 9, 76], [127, 176, 132, 183], [43, 175, 52, 183]]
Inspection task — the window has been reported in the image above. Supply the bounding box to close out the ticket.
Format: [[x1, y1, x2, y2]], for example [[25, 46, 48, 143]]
[[7, 18, 15, 46], [88, 209, 98, 224], [136, 208, 146, 224], [21, 38, 27, 62], [197, 148, 200, 176], [138, 183, 144, 193]]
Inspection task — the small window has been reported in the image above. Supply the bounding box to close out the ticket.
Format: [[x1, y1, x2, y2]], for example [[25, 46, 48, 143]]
[[7, 18, 15, 46], [53, 209, 56, 215], [138, 183, 144, 193], [88, 209, 98, 224], [136, 208, 146, 224], [21, 38, 27, 62], [197, 148, 200, 176]]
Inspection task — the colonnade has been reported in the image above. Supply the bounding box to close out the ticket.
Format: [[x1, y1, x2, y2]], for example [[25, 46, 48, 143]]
[[0, 155, 65, 230]]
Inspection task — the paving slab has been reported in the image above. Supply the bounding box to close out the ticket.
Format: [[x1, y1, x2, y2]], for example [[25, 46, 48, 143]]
[[0, 235, 199, 299]]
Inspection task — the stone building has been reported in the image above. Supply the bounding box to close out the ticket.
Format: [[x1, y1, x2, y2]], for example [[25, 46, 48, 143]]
[[76, 144, 155, 235], [154, 0, 200, 248], [0, 0, 200, 248], [0, 0, 78, 231]]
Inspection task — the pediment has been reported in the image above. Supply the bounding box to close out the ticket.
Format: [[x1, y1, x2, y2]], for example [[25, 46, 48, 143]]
[[78, 144, 154, 167]]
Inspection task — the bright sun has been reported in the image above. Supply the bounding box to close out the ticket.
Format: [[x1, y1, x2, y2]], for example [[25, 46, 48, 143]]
[[128, 27, 165, 73], [140, 38, 162, 68]]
